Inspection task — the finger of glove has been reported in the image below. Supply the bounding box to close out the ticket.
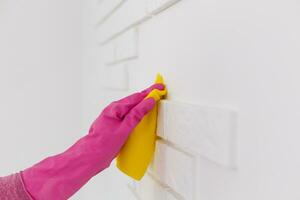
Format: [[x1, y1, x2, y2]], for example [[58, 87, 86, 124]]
[[121, 98, 156, 135], [140, 83, 165, 96], [104, 84, 164, 120]]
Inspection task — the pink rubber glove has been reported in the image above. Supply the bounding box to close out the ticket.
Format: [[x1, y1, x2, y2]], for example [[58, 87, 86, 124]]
[[21, 83, 165, 200]]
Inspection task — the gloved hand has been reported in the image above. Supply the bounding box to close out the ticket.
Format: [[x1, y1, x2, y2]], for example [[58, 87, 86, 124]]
[[21, 83, 165, 200]]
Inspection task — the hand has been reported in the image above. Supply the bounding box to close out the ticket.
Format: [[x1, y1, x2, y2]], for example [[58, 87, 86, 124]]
[[88, 83, 165, 162], [21, 83, 165, 200]]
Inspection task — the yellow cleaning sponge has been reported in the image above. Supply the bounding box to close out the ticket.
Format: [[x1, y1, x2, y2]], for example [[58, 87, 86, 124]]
[[116, 74, 167, 180]]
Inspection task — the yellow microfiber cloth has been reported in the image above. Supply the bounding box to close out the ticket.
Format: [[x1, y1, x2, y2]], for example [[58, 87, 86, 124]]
[[116, 74, 167, 180]]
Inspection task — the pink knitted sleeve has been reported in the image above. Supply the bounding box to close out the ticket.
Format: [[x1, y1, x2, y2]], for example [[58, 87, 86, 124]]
[[0, 173, 33, 200]]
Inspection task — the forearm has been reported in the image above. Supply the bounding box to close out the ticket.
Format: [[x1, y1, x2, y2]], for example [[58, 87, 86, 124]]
[[0, 133, 111, 200], [21, 132, 119, 200], [9, 83, 163, 200]]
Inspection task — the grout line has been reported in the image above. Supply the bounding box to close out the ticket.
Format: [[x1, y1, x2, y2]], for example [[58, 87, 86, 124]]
[[95, 0, 127, 27], [97, 0, 183, 45], [106, 56, 138, 66], [149, 0, 181, 15], [99, 15, 151, 46], [156, 137, 195, 158], [127, 185, 142, 200], [147, 172, 185, 200]]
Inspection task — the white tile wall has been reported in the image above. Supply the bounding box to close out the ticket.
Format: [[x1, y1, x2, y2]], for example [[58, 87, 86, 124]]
[[97, 0, 149, 43], [115, 28, 138, 62], [157, 101, 238, 168], [102, 64, 129, 90], [95, 0, 238, 199]]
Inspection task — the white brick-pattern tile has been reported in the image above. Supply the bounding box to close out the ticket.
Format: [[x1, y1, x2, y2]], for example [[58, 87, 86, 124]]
[[115, 28, 138, 62], [97, 0, 149, 43], [150, 141, 195, 200], [92, 0, 240, 199], [100, 42, 115, 64], [157, 100, 238, 168]]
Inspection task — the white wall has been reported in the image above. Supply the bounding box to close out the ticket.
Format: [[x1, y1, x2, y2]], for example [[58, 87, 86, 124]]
[[2, 0, 299, 199], [82, 0, 300, 200], [0, 2, 83, 199]]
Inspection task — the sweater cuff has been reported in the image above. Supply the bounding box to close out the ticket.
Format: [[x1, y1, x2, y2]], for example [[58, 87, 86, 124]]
[[0, 172, 34, 200]]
